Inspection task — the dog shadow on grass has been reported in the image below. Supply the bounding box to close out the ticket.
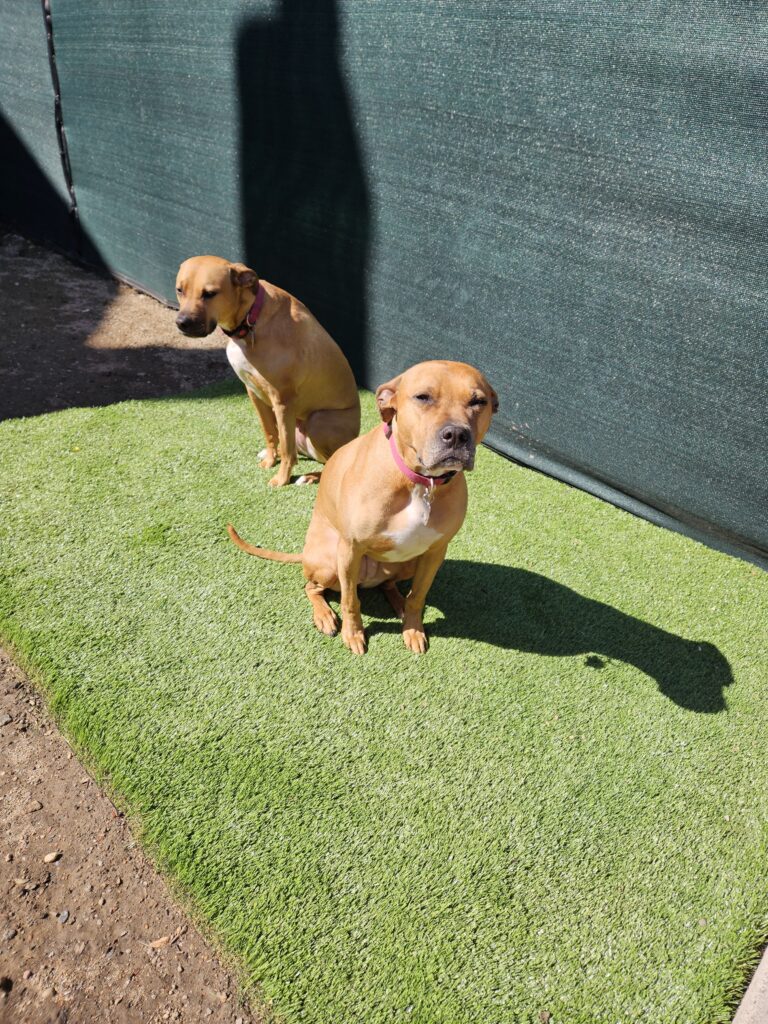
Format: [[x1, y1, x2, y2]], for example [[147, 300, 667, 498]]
[[366, 561, 733, 714]]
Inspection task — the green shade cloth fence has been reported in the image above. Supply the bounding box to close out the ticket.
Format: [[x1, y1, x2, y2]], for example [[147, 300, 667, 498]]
[[1, 1, 766, 566]]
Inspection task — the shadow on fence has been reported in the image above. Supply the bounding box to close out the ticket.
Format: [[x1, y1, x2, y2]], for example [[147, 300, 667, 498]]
[[237, 0, 371, 386]]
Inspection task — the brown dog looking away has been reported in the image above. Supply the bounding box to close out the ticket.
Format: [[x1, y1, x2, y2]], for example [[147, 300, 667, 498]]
[[228, 360, 498, 654], [175, 255, 361, 487]]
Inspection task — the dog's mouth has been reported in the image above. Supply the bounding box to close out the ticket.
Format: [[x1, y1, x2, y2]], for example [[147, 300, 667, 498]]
[[420, 446, 475, 474]]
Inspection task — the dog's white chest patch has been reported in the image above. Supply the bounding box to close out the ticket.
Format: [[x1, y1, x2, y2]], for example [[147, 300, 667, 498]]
[[379, 486, 442, 562], [226, 338, 268, 403]]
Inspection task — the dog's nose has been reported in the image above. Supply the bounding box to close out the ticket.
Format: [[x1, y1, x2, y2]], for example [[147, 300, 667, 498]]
[[176, 313, 207, 337], [439, 423, 471, 447]]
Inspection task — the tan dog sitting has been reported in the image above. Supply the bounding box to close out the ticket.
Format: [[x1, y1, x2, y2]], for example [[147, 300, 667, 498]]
[[175, 255, 361, 487], [228, 360, 498, 653]]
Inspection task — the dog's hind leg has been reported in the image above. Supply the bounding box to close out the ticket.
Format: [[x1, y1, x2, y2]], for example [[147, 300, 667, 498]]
[[305, 579, 340, 637], [302, 405, 362, 465], [381, 580, 406, 620], [294, 421, 322, 483]]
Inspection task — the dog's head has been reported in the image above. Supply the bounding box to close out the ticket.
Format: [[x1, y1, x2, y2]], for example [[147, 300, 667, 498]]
[[375, 360, 498, 475], [175, 256, 258, 337]]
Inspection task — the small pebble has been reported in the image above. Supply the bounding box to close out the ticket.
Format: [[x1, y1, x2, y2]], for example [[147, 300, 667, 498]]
[[3, 929, 17, 941], [57, 910, 70, 925], [0, 713, 12, 727], [26, 800, 43, 813], [44, 851, 62, 864], [23, 970, 32, 980], [3, 854, 12, 863]]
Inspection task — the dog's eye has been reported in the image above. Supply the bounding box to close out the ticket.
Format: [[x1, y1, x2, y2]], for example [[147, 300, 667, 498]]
[[175, 285, 183, 294], [201, 290, 219, 299], [413, 393, 432, 404], [468, 396, 488, 408]]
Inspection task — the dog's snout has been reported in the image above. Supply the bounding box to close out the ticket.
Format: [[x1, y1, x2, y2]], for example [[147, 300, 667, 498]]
[[176, 312, 209, 337], [439, 422, 471, 448]]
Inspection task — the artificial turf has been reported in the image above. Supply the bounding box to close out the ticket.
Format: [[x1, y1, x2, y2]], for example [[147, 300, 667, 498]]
[[1, 380, 766, 1024]]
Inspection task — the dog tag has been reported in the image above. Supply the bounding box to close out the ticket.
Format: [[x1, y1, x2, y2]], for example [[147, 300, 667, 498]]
[[421, 481, 436, 523]]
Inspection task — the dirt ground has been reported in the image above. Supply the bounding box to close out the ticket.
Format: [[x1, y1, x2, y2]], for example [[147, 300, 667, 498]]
[[0, 231, 226, 420], [0, 653, 261, 1024], [0, 232, 261, 1024]]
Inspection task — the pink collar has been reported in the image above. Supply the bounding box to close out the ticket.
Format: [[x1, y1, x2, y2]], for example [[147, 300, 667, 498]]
[[382, 422, 457, 488], [221, 284, 266, 338]]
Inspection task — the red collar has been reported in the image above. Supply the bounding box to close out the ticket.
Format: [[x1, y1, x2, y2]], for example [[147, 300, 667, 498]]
[[220, 284, 266, 338], [382, 422, 457, 488]]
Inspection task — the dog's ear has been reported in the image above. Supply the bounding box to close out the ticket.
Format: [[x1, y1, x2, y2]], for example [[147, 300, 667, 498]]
[[375, 376, 401, 424], [473, 378, 499, 445], [229, 263, 258, 291]]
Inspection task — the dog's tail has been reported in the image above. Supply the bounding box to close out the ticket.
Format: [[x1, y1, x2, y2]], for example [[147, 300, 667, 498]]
[[226, 524, 304, 563]]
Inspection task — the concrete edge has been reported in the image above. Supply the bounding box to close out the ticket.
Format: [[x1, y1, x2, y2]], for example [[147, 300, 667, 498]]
[[734, 947, 768, 1023]]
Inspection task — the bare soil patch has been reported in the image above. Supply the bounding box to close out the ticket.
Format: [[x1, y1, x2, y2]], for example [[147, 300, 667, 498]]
[[0, 232, 260, 1023], [0, 652, 261, 1024]]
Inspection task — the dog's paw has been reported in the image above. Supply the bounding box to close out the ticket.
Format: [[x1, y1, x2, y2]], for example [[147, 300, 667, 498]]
[[295, 473, 321, 486], [259, 451, 278, 469], [268, 473, 289, 488], [403, 627, 429, 654], [313, 607, 340, 637], [341, 626, 367, 655], [257, 448, 268, 460]]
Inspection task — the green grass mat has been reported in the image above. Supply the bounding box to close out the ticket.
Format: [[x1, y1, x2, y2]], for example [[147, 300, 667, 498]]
[[1, 382, 767, 1024]]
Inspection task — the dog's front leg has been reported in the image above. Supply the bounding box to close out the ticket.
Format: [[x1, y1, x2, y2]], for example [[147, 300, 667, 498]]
[[337, 538, 366, 654], [401, 542, 449, 654], [248, 391, 279, 468], [268, 399, 297, 487]]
